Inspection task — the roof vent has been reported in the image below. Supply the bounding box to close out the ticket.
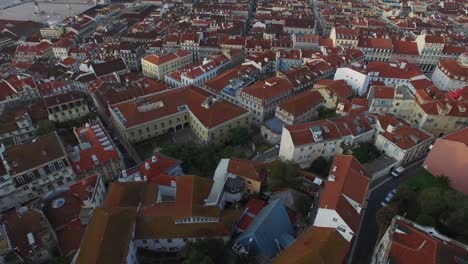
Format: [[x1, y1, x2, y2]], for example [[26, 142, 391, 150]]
[[145, 162, 150, 171], [328, 174, 336, 181], [151, 155, 157, 163]]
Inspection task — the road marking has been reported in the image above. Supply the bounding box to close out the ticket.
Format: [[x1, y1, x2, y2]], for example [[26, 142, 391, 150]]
[[370, 177, 392, 193]]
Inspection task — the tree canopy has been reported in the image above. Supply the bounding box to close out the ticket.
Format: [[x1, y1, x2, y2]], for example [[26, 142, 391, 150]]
[[377, 168, 468, 243]]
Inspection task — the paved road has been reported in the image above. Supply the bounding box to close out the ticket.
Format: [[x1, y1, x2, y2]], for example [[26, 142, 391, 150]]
[[253, 147, 279, 162], [350, 164, 421, 264]]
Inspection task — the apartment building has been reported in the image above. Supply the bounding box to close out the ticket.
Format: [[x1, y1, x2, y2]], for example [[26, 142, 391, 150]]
[[165, 55, 232, 88], [75, 207, 138, 264], [371, 216, 468, 264], [374, 113, 433, 165], [313, 79, 354, 109], [0, 74, 39, 107], [44, 91, 90, 123], [1, 205, 58, 263], [275, 90, 324, 125], [0, 111, 36, 148], [40, 25, 66, 39], [415, 34, 446, 73], [0, 132, 76, 212], [110, 86, 250, 144], [330, 27, 359, 48], [68, 121, 124, 182], [431, 60, 468, 91], [279, 113, 377, 167], [241, 77, 294, 125], [367, 85, 415, 117], [370, 81, 468, 137], [357, 37, 393, 63], [141, 51, 192, 80]]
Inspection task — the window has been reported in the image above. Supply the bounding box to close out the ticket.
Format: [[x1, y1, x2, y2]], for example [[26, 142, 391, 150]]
[[167, 239, 172, 243], [48, 163, 56, 171], [142, 240, 147, 244], [66, 177, 72, 182], [332, 218, 337, 222]]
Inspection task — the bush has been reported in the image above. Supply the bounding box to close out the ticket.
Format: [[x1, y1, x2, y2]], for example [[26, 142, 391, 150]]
[[268, 161, 301, 191], [351, 142, 381, 163], [380, 168, 468, 243], [308, 157, 332, 177]]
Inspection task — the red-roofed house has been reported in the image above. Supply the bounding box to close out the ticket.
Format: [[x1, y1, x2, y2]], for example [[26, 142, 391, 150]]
[[68, 121, 124, 182], [141, 51, 192, 80], [44, 91, 90, 123], [313, 155, 370, 242], [374, 113, 433, 165], [0, 74, 39, 106], [371, 216, 468, 264], [241, 76, 294, 124], [42, 174, 107, 256], [431, 60, 468, 91], [423, 128, 468, 195], [279, 113, 377, 166], [391, 40, 419, 64], [1, 205, 58, 263], [118, 153, 182, 183], [110, 86, 250, 144], [330, 27, 359, 48], [165, 54, 233, 88], [313, 79, 354, 108], [276, 90, 324, 125]]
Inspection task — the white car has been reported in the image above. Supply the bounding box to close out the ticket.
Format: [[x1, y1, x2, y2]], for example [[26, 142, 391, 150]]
[[381, 189, 397, 207]]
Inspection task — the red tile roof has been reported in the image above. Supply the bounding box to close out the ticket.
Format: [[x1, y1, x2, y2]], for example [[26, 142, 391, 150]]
[[278, 90, 324, 116], [376, 113, 433, 150], [285, 113, 376, 146], [366, 61, 424, 79], [315, 79, 353, 98], [372, 85, 395, 99], [273, 226, 350, 264], [142, 50, 191, 65], [69, 122, 120, 175], [112, 85, 248, 129], [227, 158, 265, 182], [319, 155, 370, 232], [236, 199, 268, 231], [438, 60, 468, 79], [392, 40, 419, 55]]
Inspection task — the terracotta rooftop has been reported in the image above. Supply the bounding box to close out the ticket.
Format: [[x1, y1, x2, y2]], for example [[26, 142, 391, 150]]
[[227, 158, 265, 182], [111, 85, 248, 129], [76, 207, 137, 264], [142, 50, 191, 65], [438, 60, 468, 79], [242, 77, 293, 103], [273, 227, 350, 264], [319, 155, 370, 232], [278, 90, 324, 116], [4, 132, 65, 175]]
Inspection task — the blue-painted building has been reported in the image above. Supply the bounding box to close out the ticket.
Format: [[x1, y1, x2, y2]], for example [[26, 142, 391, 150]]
[[233, 199, 295, 260]]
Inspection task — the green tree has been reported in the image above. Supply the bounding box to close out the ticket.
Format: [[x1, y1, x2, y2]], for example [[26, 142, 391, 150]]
[[309, 157, 331, 177], [376, 204, 399, 238], [36, 120, 55, 136], [298, 196, 313, 217], [351, 142, 381, 164], [417, 187, 446, 217], [269, 161, 301, 191], [181, 239, 227, 264], [415, 214, 436, 226], [227, 127, 251, 146]]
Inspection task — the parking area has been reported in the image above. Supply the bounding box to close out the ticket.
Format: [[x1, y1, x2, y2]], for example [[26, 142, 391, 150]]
[[364, 155, 398, 181]]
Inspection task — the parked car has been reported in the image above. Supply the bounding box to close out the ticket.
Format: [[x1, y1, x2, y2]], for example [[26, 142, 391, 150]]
[[381, 189, 397, 207], [391, 166, 405, 178]]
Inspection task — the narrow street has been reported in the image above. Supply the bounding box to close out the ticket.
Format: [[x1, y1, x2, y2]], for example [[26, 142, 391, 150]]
[[350, 164, 421, 264]]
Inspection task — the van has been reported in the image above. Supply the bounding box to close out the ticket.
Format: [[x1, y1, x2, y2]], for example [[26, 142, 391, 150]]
[[391, 166, 405, 178]]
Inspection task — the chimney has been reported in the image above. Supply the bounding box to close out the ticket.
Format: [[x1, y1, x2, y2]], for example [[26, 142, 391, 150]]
[[145, 162, 150, 171], [151, 155, 157, 163], [328, 174, 336, 181]]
